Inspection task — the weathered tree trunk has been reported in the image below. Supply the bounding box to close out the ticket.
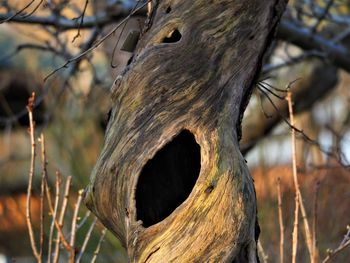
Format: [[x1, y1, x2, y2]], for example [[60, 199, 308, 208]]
[[84, 1, 287, 262]]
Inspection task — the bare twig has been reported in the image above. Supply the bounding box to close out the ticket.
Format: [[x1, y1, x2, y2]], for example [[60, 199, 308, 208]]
[[322, 226, 350, 263], [311, 0, 335, 33], [312, 180, 320, 263], [340, 226, 350, 247], [262, 51, 325, 74], [47, 171, 61, 263], [91, 228, 107, 263], [258, 82, 285, 100], [291, 188, 299, 263], [299, 193, 315, 262], [65, 211, 92, 242], [287, 89, 315, 263], [287, 89, 299, 263], [1, 1, 350, 73], [71, 0, 89, 43], [44, 1, 148, 81], [69, 189, 84, 263], [26, 92, 41, 263], [0, 27, 99, 127], [53, 176, 73, 263], [278, 20, 350, 73], [277, 178, 284, 263], [39, 133, 47, 261], [75, 217, 98, 263], [21, 0, 44, 19], [254, 83, 347, 166], [110, 0, 144, 68], [0, 3, 144, 30], [76, 211, 91, 230], [0, 0, 36, 23]]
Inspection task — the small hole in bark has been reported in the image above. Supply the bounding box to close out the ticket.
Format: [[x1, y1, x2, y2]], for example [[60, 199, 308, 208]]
[[126, 55, 133, 66], [162, 29, 182, 43], [205, 185, 214, 194], [165, 6, 171, 13], [136, 130, 200, 227]]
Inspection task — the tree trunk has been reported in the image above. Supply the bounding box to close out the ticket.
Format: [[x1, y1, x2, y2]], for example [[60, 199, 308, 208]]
[[84, 1, 287, 262]]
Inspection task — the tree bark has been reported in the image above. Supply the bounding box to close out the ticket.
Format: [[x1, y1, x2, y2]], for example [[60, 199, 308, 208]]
[[84, 1, 287, 262]]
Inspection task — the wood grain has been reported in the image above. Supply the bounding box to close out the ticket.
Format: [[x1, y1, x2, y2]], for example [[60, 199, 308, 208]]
[[85, 0, 288, 262]]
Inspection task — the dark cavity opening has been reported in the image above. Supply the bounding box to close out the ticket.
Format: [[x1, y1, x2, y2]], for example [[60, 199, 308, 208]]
[[162, 29, 182, 43], [136, 130, 201, 227], [165, 6, 171, 13]]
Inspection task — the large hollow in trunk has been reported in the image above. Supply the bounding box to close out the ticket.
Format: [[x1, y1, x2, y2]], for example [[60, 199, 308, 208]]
[[84, 0, 288, 262], [136, 130, 201, 227]]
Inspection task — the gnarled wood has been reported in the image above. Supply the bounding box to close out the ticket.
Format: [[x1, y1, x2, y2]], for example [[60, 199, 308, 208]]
[[85, 1, 287, 262]]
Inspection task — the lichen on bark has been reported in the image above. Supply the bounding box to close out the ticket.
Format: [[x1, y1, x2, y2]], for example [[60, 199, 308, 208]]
[[85, 1, 288, 262]]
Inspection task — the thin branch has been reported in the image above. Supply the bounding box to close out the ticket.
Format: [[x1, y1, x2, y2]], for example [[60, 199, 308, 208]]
[[287, 89, 315, 263], [0, 26, 101, 127], [69, 189, 84, 263], [299, 192, 315, 263], [47, 171, 61, 263], [21, 0, 44, 19], [0, 0, 36, 24], [332, 27, 350, 43], [258, 80, 288, 93], [71, 0, 89, 43], [110, 0, 144, 68], [53, 176, 73, 263], [2, 2, 350, 74], [91, 228, 107, 263], [277, 178, 284, 263], [0, 3, 146, 30], [44, 1, 148, 81], [44, 172, 74, 262], [254, 81, 346, 166], [277, 20, 350, 73], [76, 211, 91, 230], [258, 83, 285, 100], [322, 226, 350, 263], [310, 0, 335, 33], [75, 217, 98, 263], [312, 180, 320, 263], [26, 92, 41, 263], [65, 211, 91, 241], [262, 51, 325, 74], [340, 226, 350, 247], [287, 89, 299, 263], [39, 133, 47, 261]]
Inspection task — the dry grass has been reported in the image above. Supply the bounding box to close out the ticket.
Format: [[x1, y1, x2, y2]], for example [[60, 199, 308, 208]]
[[253, 164, 350, 262]]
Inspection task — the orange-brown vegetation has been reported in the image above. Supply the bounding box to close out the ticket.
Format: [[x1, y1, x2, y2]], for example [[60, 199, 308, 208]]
[[0, 194, 40, 232], [252, 164, 350, 262], [0, 194, 40, 256]]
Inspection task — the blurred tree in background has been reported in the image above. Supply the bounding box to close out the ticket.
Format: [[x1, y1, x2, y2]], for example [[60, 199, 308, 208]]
[[0, 0, 349, 262]]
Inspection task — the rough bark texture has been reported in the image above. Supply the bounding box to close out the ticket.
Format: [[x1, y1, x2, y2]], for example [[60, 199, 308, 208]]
[[85, 1, 287, 262]]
